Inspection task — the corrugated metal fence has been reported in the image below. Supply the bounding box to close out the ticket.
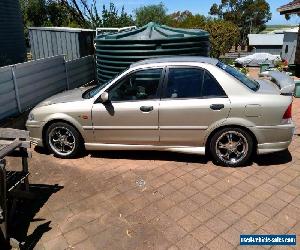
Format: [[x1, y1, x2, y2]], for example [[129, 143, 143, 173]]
[[0, 55, 95, 121], [66, 56, 95, 89]]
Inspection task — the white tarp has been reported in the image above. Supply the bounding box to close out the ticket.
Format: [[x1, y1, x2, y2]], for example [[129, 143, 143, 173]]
[[235, 53, 281, 66]]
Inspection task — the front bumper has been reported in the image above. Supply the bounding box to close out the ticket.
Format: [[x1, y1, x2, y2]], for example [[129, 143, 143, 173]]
[[26, 120, 45, 147]]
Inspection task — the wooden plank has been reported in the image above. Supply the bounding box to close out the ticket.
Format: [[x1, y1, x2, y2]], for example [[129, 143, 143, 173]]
[[0, 129, 29, 140], [0, 140, 30, 149], [0, 140, 21, 159]]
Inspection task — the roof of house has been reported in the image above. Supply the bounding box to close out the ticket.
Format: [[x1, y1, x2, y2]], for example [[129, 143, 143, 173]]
[[29, 27, 95, 33], [277, 0, 300, 14], [248, 34, 284, 46], [269, 27, 299, 34]]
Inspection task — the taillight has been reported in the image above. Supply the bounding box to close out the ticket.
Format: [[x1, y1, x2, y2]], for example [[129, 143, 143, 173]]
[[283, 103, 292, 119]]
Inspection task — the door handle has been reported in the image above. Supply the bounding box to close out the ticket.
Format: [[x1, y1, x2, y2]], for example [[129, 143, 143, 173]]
[[140, 106, 153, 112], [210, 104, 224, 110]]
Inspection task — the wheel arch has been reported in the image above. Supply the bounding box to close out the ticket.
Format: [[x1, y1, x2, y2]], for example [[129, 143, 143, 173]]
[[42, 119, 85, 147]]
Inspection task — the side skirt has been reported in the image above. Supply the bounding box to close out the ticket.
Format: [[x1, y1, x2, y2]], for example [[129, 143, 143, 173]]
[[84, 143, 206, 155]]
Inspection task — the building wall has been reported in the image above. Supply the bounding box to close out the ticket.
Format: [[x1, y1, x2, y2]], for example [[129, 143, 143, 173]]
[[281, 32, 298, 64], [295, 25, 300, 65], [0, 0, 26, 66], [295, 25, 300, 77], [251, 45, 282, 55]]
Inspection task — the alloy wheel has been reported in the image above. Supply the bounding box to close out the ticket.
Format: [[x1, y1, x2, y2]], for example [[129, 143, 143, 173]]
[[215, 130, 248, 165], [48, 126, 76, 156]]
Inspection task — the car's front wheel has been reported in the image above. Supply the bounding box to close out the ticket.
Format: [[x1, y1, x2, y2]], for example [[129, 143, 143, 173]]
[[209, 127, 254, 167], [45, 122, 82, 158]]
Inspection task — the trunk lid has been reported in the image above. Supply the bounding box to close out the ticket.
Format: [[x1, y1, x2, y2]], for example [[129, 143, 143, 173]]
[[259, 71, 295, 95]]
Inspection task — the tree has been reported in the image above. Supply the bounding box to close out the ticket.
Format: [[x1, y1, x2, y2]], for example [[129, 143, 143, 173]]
[[204, 19, 240, 57], [209, 0, 271, 45], [134, 3, 168, 26], [166, 11, 206, 28], [166, 11, 239, 58], [102, 3, 134, 28]]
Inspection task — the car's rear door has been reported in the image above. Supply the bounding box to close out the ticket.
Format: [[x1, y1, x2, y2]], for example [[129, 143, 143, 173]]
[[91, 67, 163, 144], [159, 66, 231, 146]]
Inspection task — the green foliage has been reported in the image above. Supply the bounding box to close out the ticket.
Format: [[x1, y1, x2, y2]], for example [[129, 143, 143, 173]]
[[166, 11, 206, 28], [209, 0, 272, 45], [204, 19, 239, 58], [134, 2, 168, 26], [101, 3, 134, 28], [239, 67, 249, 75], [219, 58, 235, 65], [166, 12, 239, 58]]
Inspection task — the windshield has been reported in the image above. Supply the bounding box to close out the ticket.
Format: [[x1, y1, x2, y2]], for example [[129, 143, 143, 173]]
[[83, 68, 129, 99], [216, 61, 259, 91], [83, 80, 112, 99]]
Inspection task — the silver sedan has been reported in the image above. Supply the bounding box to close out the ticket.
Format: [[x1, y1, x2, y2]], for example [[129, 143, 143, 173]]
[[26, 57, 295, 167]]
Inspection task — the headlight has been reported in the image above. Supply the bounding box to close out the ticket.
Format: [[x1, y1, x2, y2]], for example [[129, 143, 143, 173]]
[[28, 113, 35, 121]]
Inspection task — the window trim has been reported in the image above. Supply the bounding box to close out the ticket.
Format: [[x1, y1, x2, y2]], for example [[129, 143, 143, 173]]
[[104, 66, 166, 103], [161, 66, 228, 100]]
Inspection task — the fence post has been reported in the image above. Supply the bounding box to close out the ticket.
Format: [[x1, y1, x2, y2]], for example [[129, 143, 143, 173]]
[[11, 66, 22, 113], [64, 56, 70, 90]]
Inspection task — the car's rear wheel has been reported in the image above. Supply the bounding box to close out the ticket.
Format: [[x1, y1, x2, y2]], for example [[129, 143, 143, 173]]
[[45, 122, 82, 158], [209, 127, 253, 167]]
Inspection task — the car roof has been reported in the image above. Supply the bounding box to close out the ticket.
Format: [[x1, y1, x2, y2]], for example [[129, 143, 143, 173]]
[[130, 56, 219, 68]]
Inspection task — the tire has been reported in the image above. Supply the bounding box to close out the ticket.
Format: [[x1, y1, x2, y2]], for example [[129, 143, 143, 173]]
[[209, 127, 254, 167], [45, 122, 82, 158]]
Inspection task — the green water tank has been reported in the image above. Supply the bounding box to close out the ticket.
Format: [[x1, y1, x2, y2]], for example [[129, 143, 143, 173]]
[[95, 22, 210, 84]]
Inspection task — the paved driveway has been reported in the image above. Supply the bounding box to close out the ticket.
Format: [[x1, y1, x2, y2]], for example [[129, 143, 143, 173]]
[[6, 99, 300, 250]]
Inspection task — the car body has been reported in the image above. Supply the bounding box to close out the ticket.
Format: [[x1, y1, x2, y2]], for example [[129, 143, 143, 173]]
[[26, 56, 295, 167]]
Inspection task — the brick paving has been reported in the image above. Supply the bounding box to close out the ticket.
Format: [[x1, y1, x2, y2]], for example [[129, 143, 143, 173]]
[[5, 98, 300, 250]]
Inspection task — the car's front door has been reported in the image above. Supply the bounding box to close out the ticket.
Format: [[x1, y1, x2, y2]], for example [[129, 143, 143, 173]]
[[159, 66, 231, 146], [91, 67, 163, 144]]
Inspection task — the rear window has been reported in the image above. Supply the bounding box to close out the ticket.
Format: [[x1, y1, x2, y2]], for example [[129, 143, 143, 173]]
[[217, 62, 259, 91]]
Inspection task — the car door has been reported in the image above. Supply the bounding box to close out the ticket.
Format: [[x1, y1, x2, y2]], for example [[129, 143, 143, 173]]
[[91, 67, 163, 144], [159, 66, 231, 146]]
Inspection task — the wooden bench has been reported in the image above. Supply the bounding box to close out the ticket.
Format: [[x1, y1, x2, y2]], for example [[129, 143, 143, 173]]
[[0, 128, 31, 243]]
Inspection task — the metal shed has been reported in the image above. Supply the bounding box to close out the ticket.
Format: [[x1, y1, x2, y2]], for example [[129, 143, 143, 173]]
[[95, 22, 210, 84], [281, 28, 299, 64], [277, 0, 300, 76], [29, 27, 95, 61], [248, 34, 284, 55], [0, 0, 26, 66]]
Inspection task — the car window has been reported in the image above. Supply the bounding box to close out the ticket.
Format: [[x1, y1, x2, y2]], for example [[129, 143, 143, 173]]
[[108, 68, 162, 101], [216, 61, 259, 91], [164, 67, 226, 99], [165, 68, 204, 98], [202, 71, 226, 97]]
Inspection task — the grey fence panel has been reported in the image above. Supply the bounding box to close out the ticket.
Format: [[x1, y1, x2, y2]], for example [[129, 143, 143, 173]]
[[0, 66, 18, 120], [0, 55, 95, 122], [66, 55, 95, 89], [15, 56, 67, 111]]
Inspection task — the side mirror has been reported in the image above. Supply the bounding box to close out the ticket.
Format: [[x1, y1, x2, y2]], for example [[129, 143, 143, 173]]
[[99, 92, 109, 103]]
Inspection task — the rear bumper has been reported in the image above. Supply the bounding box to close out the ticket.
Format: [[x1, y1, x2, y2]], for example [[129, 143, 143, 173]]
[[254, 123, 295, 154], [257, 140, 292, 154]]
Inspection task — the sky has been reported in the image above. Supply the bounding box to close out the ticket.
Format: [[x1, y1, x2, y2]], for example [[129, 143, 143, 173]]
[[99, 0, 300, 25]]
